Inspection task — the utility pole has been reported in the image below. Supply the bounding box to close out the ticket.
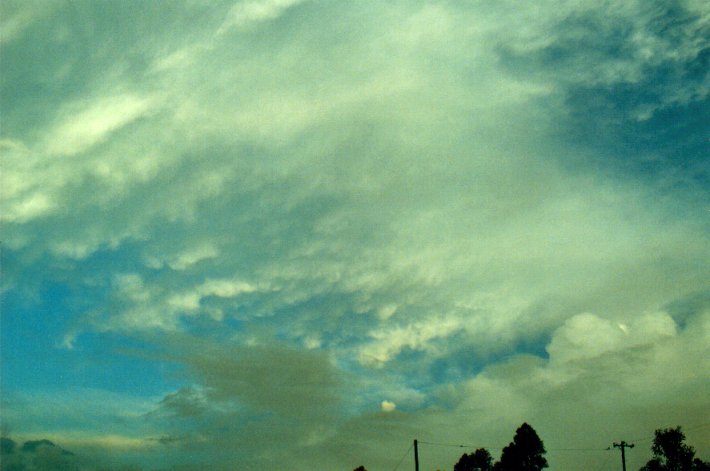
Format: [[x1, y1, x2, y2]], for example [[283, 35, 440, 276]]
[[613, 441, 634, 471], [414, 439, 419, 471]]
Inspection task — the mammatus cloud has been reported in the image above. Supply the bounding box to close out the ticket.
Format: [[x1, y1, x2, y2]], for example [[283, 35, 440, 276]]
[[1, 0, 709, 470]]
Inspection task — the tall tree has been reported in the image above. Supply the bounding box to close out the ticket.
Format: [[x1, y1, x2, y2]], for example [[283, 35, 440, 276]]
[[639, 426, 710, 471], [493, 423, 548, 471], [455, 448, 493, 471]]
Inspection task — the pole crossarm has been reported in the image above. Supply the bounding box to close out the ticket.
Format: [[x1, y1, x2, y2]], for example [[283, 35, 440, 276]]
[[613, 441, 635, 471]]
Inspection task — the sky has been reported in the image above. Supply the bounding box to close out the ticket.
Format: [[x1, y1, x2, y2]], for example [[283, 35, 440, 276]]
[[1, 0, 709, 470]]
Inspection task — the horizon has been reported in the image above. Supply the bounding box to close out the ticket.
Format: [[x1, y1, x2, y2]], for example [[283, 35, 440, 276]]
[[2, 423, 710, 470]]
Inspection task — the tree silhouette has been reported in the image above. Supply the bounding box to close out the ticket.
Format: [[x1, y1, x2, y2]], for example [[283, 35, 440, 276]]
[[353, 466, 367, 471], [639, 426, 710, 471], [455, 448, 493, 471], [493, 423, 548, 471]]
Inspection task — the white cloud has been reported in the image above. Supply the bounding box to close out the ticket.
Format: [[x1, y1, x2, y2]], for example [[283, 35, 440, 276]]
[[90, 275, 263, 334], [166, 278, 259, 321], [359, 315, 463, 367], [0, 140, 55, 223], [218, 0, 305, 33], [45, 94, 155, 157], [381, 400, 396, 412], [547, 311, 678, 365], [546, 313, 627, 363], [150, 244, 220, 271], [0, 91, 164, 231], [0, 1, 54, 45]]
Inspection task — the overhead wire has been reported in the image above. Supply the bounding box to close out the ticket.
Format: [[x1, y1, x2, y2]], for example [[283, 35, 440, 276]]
[[417, 440, 606, 452], [628, 420, 710, 445], [392, 442, 414, 471], [679, 422, 710, 433], [417, 440, 481, 449], [593, 448, 615, 471]]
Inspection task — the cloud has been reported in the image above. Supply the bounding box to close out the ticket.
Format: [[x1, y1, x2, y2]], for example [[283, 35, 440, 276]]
[[1, 1, 709, 470], [359, 314, 464, 367], [436, 306, 710, 470], [153, 386, 212, 419], [0, 1, 55, 45], [44, 94, 156, 157], [176, 340, 345, 419], [546, 311, 677, 364], [154, 244, 220, 271], [0, 437, 80, 471], [218, 0, 305, 33], [0, 388, 157, 437]]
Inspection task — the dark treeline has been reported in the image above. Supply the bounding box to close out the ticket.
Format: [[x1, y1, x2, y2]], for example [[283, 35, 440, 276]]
[[354, 423, 710, 471], [1, 424, 708, 470], [456, 422, 546, 471]]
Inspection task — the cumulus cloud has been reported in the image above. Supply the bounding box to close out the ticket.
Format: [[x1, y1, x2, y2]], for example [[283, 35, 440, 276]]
[[546, 311, 677, 364]]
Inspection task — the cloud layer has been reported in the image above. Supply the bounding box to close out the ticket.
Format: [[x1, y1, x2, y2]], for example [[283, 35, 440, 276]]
[[2, 0, 709, 470]]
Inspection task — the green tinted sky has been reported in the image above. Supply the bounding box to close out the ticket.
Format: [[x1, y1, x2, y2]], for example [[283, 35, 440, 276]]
[[1, 1, 709, 470]]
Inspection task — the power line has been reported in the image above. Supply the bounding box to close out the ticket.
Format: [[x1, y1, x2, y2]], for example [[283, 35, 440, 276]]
[[417, 440, 472, 448], [675, 422, 710, 434], [552, 448, 612, 452], [417, 439, 606, 452], [417, 440, 503, 450], [629, 421, 710, 444], [392, 442, 413, 471], [593, 449, 615, 471]]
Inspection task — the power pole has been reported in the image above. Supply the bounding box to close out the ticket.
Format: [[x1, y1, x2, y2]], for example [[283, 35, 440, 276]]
[[613, 441, 634, 471], [414, 439, 419, 471]]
